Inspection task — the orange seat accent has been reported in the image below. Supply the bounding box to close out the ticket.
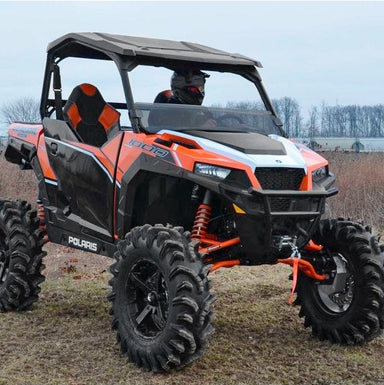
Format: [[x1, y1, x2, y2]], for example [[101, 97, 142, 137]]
[[66, 103, 81, 129], [98, 104, 120, 131], [80, 83, 97, 96], [63, 83, 121, 147], [162, 90, 173, 99]]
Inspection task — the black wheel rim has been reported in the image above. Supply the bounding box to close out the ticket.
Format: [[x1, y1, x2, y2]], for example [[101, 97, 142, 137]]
[[126, 259, 169, 339]]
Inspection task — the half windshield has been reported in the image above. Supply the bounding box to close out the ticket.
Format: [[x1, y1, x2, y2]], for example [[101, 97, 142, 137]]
[[128, 66, 283, 136], [136, 103, 281, 135]]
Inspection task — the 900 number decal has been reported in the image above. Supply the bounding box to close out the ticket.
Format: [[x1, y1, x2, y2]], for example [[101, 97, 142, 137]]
[[126, 138, 175, 164], [127, 139, 169, 158]]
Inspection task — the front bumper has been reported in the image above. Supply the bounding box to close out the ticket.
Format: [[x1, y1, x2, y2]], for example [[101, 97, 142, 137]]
[[220, 184, 338, 264]]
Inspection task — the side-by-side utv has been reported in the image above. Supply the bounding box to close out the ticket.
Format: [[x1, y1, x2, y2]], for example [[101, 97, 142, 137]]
[[1, 33, 383, 372]]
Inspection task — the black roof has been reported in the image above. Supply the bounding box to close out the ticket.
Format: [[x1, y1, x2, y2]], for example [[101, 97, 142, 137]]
[[47, 32, 262, 68]]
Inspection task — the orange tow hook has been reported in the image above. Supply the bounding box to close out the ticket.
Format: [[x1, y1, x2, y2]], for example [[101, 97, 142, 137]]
[[277, 258, 327, 282]]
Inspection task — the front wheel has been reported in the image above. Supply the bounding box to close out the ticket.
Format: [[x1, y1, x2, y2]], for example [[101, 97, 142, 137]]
[[108, 225, 215, 372], [296, 218, 384, 344]]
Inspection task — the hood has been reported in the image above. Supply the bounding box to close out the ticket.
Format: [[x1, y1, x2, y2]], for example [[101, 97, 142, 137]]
[[158, 129, 312, 173], [187, 131, 287, 155]]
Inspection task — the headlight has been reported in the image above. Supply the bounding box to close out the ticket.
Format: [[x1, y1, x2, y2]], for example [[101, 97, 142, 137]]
[[312, 166, 328, 183], [194, 163, 232, 179]]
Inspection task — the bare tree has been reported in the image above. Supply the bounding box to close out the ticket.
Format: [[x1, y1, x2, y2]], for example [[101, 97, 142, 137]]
[[1, 97, 40, 125], [306, 106, 320, 138], [319, 103, 384, 138], [272, 97, 302, 137]]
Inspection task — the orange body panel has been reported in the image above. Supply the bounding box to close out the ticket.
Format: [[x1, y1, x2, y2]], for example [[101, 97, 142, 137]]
[[116, 131, 260, 188], [9, 123, 43, 148], [37, 137, 57, 180], [298, 145, 328, 191]]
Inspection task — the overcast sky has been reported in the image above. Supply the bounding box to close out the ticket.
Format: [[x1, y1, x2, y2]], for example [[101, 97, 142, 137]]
[[0, 1, 383, 133]]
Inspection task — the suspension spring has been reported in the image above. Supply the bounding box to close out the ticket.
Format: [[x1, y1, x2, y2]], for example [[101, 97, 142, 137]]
[[191, 203, 212, 240]]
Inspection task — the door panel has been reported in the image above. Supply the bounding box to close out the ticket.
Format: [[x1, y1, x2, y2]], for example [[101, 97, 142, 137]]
[[44, 136, 115, 235]]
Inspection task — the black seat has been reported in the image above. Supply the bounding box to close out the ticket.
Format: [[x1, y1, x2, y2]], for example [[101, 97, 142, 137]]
[[63, 83, 120, 147], [148, 90, 179, 127], [153, 89, 173, 103]]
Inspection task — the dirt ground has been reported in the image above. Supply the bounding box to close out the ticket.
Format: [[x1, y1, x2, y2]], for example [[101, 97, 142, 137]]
[[42, 242, 113, 281], [1, 241, 384, 385], [2, 154, 384, 384]]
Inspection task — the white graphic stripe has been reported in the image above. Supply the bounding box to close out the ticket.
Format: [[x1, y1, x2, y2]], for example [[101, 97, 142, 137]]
[[172, 144, 183, 167], [45, 178, 58, 186], [158, 130, 307, 173]]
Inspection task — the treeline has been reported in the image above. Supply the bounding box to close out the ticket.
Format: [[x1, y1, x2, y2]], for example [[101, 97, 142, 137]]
[[2, 97, 384, 139], [229, 98, 384, 138]]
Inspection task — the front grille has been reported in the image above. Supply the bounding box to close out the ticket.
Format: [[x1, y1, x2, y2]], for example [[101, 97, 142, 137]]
[[255, 167, 305, 190], [269, 197, 292, 211]]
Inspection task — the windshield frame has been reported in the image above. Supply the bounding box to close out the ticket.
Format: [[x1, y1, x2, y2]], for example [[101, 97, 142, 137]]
[[120, 63, 285, 136]]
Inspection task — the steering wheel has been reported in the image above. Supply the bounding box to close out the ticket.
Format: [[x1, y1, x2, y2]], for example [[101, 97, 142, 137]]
[[216, 113, 245, 126], [192, 109, 214, 126]]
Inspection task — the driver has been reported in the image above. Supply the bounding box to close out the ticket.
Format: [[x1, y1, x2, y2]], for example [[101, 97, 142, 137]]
[[155, 70, 210, 105], [148, 70, 215, 128]]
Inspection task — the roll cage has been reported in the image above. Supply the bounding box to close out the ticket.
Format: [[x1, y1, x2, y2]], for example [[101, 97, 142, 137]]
[[40, 32, 284, 135]]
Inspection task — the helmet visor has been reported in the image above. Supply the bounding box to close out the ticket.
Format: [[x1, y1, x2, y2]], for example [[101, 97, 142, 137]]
[[186, 85, 205, 97]]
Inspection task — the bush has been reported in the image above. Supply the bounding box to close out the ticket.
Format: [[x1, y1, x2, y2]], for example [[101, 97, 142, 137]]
[[323, 152, 384, 232], [0, 152, 38, 203], [1, 150, 383, 232]]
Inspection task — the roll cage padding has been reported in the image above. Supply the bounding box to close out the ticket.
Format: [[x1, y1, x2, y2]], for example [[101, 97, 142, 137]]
[[63, 83, 120, 147]]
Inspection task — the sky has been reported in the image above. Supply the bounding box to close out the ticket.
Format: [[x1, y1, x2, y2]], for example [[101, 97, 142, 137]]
[[0, 1, 383, 133]]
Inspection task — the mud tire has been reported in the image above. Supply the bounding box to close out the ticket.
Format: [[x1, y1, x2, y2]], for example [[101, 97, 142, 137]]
[[0, 200, 46, 312], [108, 224, 215, 372], [296, 218, 384, 344]]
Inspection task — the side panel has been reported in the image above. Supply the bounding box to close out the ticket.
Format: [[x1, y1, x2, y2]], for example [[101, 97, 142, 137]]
[[5, 123, 43, 166], [41, 121, 124, 243], [115, 132, 225, 238], [8, 123, 43, 148]]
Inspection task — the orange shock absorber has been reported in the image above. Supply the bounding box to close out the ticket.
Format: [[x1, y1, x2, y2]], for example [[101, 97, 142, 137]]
[[191, 203, 212, 240], [37, 199, 49, 244]]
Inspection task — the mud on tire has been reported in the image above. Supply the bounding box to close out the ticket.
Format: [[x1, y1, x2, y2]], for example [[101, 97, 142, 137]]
[[296, 218, 384, 344], [0, 200, 46, 312], [108, 224, 215, 372]]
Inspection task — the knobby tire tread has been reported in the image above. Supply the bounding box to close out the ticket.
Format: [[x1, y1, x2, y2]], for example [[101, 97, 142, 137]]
[[296, 218, 384, 344], [0, 200, 46, 312], [108, 224, 215, 372]]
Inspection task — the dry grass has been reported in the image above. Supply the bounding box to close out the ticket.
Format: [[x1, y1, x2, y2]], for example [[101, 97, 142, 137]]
[[1, 263, 384, 385], [0, 153, 37, 203], [2, 152, 384, 384], [0, 246, 384, 385], [2, 151, 384, 229], [323, 152, 384, 232]]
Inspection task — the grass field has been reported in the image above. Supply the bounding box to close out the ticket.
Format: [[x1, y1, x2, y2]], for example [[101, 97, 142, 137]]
[[1, 152, 384, 384], [1, 254, 384, 385]]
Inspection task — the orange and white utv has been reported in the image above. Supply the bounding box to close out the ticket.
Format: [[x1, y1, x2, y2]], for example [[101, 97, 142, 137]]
[[1, 33, 383, 372]]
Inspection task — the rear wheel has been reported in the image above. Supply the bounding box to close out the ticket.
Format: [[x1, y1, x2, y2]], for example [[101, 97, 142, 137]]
[[296, 218, 384, 344], [0, 200, 46, 312], [108, 224, 215, 371]]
